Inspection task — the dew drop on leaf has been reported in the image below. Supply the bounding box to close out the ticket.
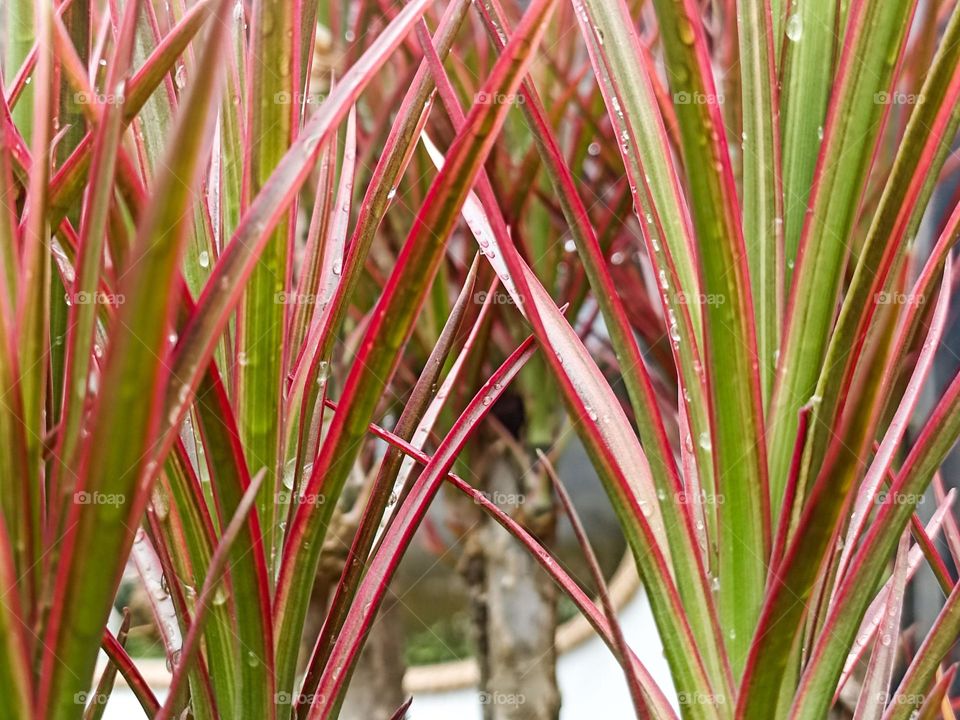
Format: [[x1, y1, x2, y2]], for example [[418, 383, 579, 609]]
[[786, 13, 803, 41], [174, 64, 187, 89], [212, 583, 228, 606]]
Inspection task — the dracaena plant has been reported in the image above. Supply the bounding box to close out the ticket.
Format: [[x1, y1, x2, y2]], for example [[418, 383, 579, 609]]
[[1, 0, 960, 718]]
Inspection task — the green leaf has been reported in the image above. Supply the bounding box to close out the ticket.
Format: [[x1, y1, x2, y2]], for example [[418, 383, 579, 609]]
[[0, 516, 32, 720], [778, 0, 838, 280], [234, 0, 300, 572], [796, 0, 960, 507], [738, 0, 782, 404], [271, 1, 558, 713], [193, 368, 275, 720], [38, 1, 235, 714], [787, 349, 960, 719], [645, 0, 771, 673], [766, 0, 919, 516]]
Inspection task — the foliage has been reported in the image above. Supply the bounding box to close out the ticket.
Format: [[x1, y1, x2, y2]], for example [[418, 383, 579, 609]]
[[1, 0, 960, 718]]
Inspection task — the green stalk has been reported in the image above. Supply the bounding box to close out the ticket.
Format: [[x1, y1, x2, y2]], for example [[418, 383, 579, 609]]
[[646, 0, 770, 673], [236, 0, 297, 573], [4, 0, 33, 140], [779, 0, 837, 282], [738, 0, 782, 404], [766, 0, 918, 516]]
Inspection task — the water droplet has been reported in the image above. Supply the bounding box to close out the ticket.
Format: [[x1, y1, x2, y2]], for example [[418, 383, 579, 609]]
[[668, 309, 681, 343], [317, 360, 330, 384], [282, 458, 296, 490], [786, 13, 803, 42], [198, 250, 210, 268], [175, 64, 187, 89], [166, 649, 182, 673], [698, 432, 712, 452]]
